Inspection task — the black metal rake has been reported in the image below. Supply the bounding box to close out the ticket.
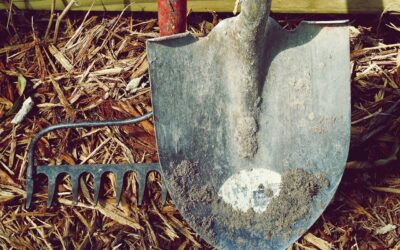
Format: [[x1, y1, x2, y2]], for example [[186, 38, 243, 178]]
[[26, 112, 167, 209]]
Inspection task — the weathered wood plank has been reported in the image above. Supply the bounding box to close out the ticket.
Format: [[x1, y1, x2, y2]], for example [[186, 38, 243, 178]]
[[1, 0, 399, 13]]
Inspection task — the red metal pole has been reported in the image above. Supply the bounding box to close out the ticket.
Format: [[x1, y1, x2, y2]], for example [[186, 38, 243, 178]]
[[157, 0, 187, 37]]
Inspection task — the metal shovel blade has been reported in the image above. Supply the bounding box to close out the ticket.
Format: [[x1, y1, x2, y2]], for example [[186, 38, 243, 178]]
[[147, 0, 350, 249]]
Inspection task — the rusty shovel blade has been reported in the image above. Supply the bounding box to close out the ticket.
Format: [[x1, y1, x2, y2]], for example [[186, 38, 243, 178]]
[[147, 0, 350, 248]]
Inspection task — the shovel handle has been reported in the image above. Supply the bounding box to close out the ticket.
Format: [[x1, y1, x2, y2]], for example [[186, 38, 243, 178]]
[[158, 0, 187, 37]]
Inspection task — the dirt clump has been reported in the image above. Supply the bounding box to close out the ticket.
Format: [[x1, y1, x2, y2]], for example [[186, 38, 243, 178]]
[[263, 168, 329, 240], [168, 160, 217, 244], [264, 185, 274, 198], [212, 168, 329, 245], [169, 160, 214, 203], [167, 161, 328, 248], [234, 115, 258, 159]]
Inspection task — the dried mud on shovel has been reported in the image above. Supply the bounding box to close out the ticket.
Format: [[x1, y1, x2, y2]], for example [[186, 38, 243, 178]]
[[168, 161, 329, 247]]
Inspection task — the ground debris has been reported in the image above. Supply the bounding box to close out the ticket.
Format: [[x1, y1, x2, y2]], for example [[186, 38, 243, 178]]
[[0, 8, 400, 250], [374, 224, 397, 235], [11, 96, 34, 124]]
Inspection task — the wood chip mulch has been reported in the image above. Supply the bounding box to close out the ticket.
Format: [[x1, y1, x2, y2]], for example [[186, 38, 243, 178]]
[[0, 8, 400, 250]]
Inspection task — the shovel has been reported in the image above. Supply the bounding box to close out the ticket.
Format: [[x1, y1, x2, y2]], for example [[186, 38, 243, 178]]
[[147, 0, 350, 248]]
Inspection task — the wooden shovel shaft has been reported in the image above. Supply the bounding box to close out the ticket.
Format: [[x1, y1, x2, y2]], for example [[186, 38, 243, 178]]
[[158, 0, 187, 36]]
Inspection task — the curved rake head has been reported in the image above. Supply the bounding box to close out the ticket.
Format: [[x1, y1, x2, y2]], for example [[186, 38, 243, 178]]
[[25, 113, 166, 209]]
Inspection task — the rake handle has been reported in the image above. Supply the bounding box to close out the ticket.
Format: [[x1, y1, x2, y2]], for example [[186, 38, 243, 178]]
[[158, 0, 187, 36]]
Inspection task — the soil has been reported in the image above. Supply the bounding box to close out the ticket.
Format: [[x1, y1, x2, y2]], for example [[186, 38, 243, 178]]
[[168, 160, 329, 248], [234, 115, 259, 159], [168, 160, 217, 244], [211, 168, 329, 246], [264, 186, 274, 197]]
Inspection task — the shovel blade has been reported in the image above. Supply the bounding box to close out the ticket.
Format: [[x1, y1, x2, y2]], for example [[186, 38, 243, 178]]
[[148, 6, 350, 249]]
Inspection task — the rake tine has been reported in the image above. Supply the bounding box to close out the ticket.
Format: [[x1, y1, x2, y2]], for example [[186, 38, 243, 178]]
[[72, 174, 80, 205], [161, 182, 167, 206], [47, 176, 56, 208], [137, 172, 146, 206], [93, 173, 102, 206], [33, 163, 164, 207], [115, 172, 124, 205]]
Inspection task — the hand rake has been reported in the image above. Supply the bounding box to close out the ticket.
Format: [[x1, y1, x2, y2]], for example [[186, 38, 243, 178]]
[[25, 112, 167, 208], [25, 0, 186, 209]]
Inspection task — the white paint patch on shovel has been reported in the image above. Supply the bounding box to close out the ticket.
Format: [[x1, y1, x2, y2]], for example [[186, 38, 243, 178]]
[[218, 168, 282, 213]]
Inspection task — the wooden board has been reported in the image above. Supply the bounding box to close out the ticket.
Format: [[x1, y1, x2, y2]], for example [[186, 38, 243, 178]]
[[1, 0, 400, 13]]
